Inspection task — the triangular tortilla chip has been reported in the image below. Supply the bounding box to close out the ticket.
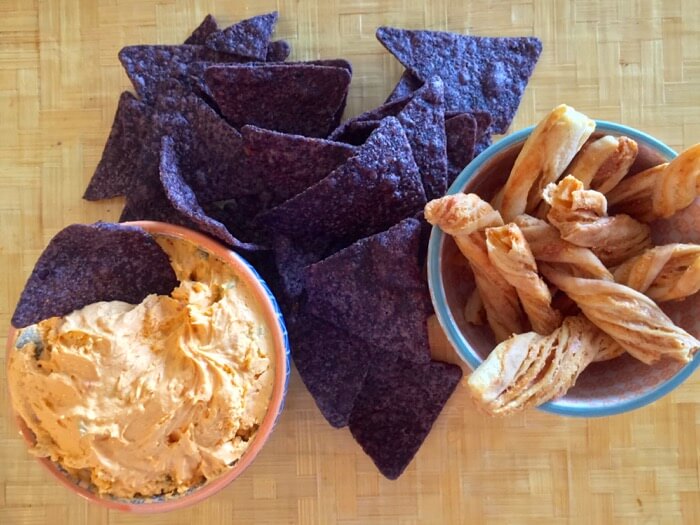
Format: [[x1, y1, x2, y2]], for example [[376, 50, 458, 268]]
[[290, 307, 373, 428], [119, 44, 242, 102], [205, 64, 351, 137], [304, 218, 431, 364], [255, 117, 426, 243], [184, 14, 218, 45], [376, 26, 542, 133], [205, 12, 278, 61], [158, 136, 260, 250], [348, 358, 462, 479], [11, 223, 177, 328], [385, 70, 423, 103], [84, 92, 155, 200]]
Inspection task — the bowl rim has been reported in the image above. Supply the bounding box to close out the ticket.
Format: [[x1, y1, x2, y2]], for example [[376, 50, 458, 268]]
[[5, 220, 291, 512], [427, 120, 700, 418]]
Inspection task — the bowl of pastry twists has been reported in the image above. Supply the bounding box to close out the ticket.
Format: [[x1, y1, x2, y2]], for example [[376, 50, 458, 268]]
[[427, 104, 700, 417]]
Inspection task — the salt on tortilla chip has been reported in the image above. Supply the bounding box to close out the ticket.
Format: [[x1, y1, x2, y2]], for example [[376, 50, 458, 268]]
[[11, 223, 178, 328], [376, 26, 542, 133], [205, 12, 278, 61], [266, 39, 291, 62], [385, 70, 423, 103], [304, 218, 432, 364], [184, 14, 218, 45], [84, 92, 155, 200], [205, 64, 351, 138], [290, 307, 372, 428], [348, 358, 462, 479]]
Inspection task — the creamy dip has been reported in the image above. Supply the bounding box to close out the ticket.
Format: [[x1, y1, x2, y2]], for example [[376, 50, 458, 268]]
[[8, 236, 274, 498]]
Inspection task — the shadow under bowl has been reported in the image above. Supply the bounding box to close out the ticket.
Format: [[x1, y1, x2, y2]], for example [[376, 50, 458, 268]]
[[428, 121, 700, 417]]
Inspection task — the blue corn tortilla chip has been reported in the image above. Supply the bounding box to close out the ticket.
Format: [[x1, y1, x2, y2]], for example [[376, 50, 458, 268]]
[[11, 223, 178, 328], [393, 77, 447, 200], [158, 136, 261, 251], [241, 125, 355, 206], [328, 120, 379, 146], [205, 64, 351, 138], [205, 12, 278, 61], [270, 234, 342, 301], [304, 218, 432, 364], [445, 110, 493, 183], [88, 85, 249, 208], [327, 95, 409, 142], [376, 27, 542, 133], [348, 358, 462, 480], [266, 39, 291, 62], [445, 113, 477, 183], [385, 70, 423, 103], [184, 14, 218, 45], [331, 78, 448, 199], [119, 44, 242, 103], [201, 126, 355, 244], [289, 307, 372, 428], [255, 117, 426, 243], [84, 92, 155, 200]]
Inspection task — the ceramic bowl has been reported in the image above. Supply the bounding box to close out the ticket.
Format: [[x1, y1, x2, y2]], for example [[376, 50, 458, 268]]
[[428, 121, 700, 417], [6, 221, 290, 512]]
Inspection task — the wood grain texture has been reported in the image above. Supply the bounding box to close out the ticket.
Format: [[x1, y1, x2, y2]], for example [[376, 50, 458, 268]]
[[1, 0, 699, 523]]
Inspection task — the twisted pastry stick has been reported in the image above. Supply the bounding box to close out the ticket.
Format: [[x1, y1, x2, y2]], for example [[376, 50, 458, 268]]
[[485, 223, 562, 334], [613, 244, 700, 302], [606, 163, 666, 221], [467, 316, 600, 415], [540, 264, 699, 364], [513, 214, 613, 280], [654, 143, 700, 219], [425, 194, 526, 341], [607, 144, 700, 222], [499, 105, 595, 221], [567, 135, 638, 193], [544, 175, 651, 266]]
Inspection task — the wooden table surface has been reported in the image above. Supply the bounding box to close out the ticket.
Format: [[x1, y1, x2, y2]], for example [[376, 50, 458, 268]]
[[1, 1, 699, 523]]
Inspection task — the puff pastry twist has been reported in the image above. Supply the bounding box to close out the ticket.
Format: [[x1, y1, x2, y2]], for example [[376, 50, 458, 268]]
[[426, 194, 526, 341], [540, 264, 699, 364], [614, 244, 700, 302]]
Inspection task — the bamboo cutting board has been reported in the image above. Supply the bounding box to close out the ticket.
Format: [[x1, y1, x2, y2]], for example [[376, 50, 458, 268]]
[[1, 1, 699, 523]]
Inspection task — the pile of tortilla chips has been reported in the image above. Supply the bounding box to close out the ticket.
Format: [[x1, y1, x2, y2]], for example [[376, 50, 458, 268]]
[[82, 13, 542, 479]]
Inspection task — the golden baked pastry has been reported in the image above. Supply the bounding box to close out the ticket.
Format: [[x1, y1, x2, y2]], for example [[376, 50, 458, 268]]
[[613, 244, 700, 302], [485, 223, 561, 334], [426, 194, 526, 341], [513, 214, 613, 280], [467, 316, 600, 415], [567, 135, 638, 193], [540, 263, 699, 364], [499, 104, 595, 221], [607, 143, 700, 222], [544, 175, 651, 266], [606, 163, 665, 221]]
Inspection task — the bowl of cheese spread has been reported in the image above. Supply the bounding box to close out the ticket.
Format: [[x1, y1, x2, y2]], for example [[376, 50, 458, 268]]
[[6, 221, 290, 512]]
